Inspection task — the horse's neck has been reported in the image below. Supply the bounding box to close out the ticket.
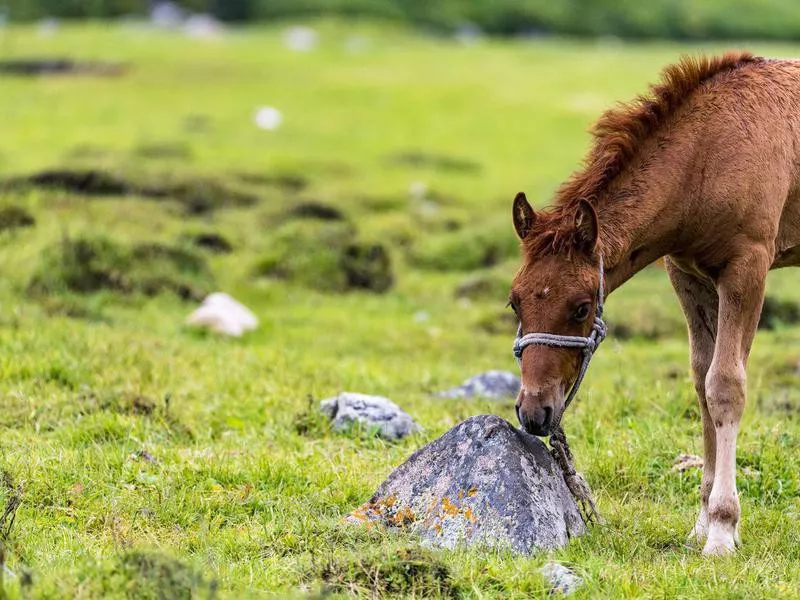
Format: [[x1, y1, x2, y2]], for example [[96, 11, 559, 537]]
[[596, 157, 684, 294]]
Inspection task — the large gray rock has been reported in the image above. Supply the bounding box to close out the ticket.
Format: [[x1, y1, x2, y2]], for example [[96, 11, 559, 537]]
[[435, 370, 520, 400], [347, 414, 585, 553], [320, 392, 420, 441]]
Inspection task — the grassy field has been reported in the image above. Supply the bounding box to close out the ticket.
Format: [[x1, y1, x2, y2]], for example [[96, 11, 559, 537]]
[[0, 21, 798, 599]]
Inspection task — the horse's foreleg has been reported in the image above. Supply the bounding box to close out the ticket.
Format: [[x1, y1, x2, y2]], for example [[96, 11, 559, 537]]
[[703, 247, 770, 555], [665, 258, 719, 543]]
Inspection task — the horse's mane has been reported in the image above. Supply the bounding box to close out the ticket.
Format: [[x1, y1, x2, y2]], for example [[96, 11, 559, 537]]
[[526, 51, 762, 257]]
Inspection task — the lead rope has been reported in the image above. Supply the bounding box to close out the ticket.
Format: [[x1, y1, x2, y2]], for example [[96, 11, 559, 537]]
[[549, 426, 603, 525], [513, 255, 607, 525]]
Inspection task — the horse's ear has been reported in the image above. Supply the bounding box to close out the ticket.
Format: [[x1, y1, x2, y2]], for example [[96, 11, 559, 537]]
[[574, 199, 599, 252], [512, 192, 536, 239]]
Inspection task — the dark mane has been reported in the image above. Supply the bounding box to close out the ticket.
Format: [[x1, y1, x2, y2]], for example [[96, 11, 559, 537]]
[[525, 51, 762, 257]]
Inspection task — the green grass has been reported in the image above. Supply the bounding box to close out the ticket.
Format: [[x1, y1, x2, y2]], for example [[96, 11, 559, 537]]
[[0, 21, 798, 599]]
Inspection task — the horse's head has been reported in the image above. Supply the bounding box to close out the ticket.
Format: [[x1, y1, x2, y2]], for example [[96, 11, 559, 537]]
[[509, 192, 603, 436]]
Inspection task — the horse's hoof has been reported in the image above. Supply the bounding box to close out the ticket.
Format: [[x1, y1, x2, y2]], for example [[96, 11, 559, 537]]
[[702, 535, 737, 556]]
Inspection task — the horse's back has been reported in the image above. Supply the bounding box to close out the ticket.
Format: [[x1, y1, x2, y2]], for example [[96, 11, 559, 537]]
[[685, 58, 800, 266]]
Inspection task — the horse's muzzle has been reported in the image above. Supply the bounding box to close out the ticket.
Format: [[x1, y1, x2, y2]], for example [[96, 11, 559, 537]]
[[517, 404, 553, 436]]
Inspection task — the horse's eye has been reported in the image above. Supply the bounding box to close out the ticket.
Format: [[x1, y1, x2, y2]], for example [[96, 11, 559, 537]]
[[506, 300, 519, 316], [573, 303, 591, 322]]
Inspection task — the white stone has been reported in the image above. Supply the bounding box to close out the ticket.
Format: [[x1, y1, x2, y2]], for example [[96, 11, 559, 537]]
[[409, 180, 428, 201], [37, 18, 60, 37], [539, 562, 583, 595], [150, 2, 184, 28], [254, 106, 283, 131], [184, 14, 223, 40], [283, 26, 318, 52], [185, 293, 258, 337]]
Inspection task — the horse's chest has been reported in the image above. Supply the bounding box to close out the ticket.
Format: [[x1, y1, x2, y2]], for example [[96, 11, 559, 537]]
[[775, 201, 800, 267]]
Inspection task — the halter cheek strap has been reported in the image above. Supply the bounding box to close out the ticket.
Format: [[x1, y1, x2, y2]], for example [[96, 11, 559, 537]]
[[512, 255, 607, 422]]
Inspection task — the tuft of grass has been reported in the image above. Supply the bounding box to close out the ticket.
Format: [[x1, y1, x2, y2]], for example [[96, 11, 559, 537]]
[[317, 546, 461, 599]]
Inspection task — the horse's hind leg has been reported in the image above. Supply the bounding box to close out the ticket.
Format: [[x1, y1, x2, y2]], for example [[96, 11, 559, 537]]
[[665, 258, 719, 543], [703, 246, 771, 555]]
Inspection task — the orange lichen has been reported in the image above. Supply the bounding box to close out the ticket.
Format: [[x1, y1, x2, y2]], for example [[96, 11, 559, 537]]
[[392, 506, 416, 527], [441, 497, 459, 517]]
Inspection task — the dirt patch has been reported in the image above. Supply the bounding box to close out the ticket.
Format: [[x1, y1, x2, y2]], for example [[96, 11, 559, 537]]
[[134, 143, 193, 161], [0, 59, 126, 77], [18, 169, 129, 195], [117, 395, 156, 417], [318, 546, 459, 599], [28, 236, 214, 301], [4, 169, 259, 215], [255, 221, 393, 293], [342, 244, 393, 292], [286, 201, 345, 221], [0, 206, 35, 233], [758, 296, 800, 330], [190, 232, 233, 254], [236, 172, 308, 193], [387, 151, 481, 174], [86, 393, 159, 417]]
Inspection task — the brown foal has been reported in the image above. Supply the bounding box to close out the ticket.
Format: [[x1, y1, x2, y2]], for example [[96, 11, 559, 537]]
[[509, 52, 800, 555]]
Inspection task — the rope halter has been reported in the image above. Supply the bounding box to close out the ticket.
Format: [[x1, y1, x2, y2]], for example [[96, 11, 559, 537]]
[[512, 255, 607, 421]]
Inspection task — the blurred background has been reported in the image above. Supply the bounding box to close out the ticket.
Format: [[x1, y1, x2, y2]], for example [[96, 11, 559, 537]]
[[1, 1, 800, 596], [6, 0, 800, 39]]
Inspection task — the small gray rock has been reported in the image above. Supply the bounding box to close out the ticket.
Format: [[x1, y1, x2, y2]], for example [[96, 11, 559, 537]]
[[320, 392, 420, 441], [347, 414, 585, 553], [539, 562, 583, 595], [436, 370, 521, 400]]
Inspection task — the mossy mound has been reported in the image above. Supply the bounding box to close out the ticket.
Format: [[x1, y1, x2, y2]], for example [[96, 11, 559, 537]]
[[455, 269, 511, 301], [5, 168, 259, 215], [410, 223, 518, 272], [29, 236, 214, 301], [255, 221, 393, 293], [0, 205, 35, 232], [759, 295, 800, 330]]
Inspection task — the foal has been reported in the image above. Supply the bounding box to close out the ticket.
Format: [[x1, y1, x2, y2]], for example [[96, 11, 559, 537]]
[[509, 52, 800, 555]]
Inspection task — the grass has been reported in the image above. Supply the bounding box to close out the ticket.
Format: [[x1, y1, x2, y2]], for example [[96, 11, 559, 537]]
[[0, 20, 798, 599]]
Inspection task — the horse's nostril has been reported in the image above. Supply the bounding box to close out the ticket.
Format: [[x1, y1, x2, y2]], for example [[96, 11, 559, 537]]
[[542, 406, 553, 428]]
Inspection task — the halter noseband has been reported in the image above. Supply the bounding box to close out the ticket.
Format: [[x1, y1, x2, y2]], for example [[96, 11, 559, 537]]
[[512, 255, 607, 423]]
